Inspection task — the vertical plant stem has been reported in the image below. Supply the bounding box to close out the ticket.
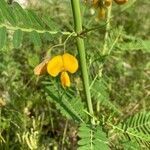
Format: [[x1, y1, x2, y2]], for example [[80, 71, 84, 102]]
[[97, 4, 112, 112], [62, 120, 68, 149], [71, 0, 95, 124], [103, 4, 112, 55]]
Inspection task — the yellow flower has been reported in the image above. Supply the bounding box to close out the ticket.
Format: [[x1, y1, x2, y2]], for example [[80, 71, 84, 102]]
[[47, 53, 78, 87], [91, 0, 107, 20]]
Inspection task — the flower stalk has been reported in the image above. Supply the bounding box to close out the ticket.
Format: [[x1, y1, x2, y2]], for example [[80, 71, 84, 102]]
[[71, 0, 95, 124], [103, 3, 112, 55]]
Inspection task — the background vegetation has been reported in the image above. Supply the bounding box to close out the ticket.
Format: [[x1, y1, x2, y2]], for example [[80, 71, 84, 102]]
[[0, 0, 150, 149]]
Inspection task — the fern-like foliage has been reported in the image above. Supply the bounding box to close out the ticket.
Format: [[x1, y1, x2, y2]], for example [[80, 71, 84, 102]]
[[90, 77, 121, 114], [45, 82, 88, 123], [109, 111, 150, 149], [0, 0, 71, 49], [116, 34, 150, 53], [78, 123, 109, 150], [121, 140, 140, 150], [122, 111, 150, 148]]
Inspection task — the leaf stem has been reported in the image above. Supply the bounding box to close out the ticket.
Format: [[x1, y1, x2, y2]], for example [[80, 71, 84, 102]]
[[71, 0, 95, 124], [0, 23, 74, 35]]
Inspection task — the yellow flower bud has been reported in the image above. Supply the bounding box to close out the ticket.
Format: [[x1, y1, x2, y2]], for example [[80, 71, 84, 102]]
[[98, 7, 105, 19]]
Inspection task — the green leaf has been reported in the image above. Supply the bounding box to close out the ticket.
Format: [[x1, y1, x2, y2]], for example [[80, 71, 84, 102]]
[[29, 31, 42, 48], [13, 29, 23, 48], [27, 10, 45, 29], [43, 32, 54, 42], [91, 78, 121, 114], [78, 124, 109, 150], [0, 9, 5, 23], [78, 138, 91, 145], [0, 27, 7, 49], [42, 15, 60, 31], [0, 0, 16, 25], [93, 126, 109, 150], [77, 146, 89, 150], [27, 53, 40, 68], [27, 10, 43, 29], [78, 132, 91, 138], [113, 111, 150, 149], [45, 86, 87, 122], [122, 140, 140, 150], [12, 2, 31, 27]]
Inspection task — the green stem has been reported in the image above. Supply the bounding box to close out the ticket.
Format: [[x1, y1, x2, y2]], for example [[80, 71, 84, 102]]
[[71, 0, 95, 124], [102, 4, 112, 55]]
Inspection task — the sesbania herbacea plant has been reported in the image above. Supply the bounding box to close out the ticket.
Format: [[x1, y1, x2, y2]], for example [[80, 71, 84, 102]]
[[0, 0, 149, 149]]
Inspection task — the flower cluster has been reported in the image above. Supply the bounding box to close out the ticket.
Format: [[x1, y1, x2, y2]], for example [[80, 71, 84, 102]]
[[34, 53, 78, 88], [85, 0, 128, 19]]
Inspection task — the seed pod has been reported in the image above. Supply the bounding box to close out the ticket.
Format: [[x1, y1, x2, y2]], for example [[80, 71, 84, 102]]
[[105, 0, 112, 7], [113, 0, 128, 5]]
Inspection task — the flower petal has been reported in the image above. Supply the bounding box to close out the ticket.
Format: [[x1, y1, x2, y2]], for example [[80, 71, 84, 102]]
[[62, 53, 78, 74], [34, 58, 49, 75], [47, 55, 64, 77], [60, 71, 70, 87]]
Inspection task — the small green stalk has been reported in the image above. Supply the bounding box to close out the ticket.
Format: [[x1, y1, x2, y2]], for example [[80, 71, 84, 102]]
[[71, 0, 95, 124], [97, 4, 112, 113], [103, 4, 112, 55]]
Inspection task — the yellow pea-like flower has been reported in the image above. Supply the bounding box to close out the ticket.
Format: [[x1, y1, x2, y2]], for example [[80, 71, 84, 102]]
[[47, 53, 78, 87]]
